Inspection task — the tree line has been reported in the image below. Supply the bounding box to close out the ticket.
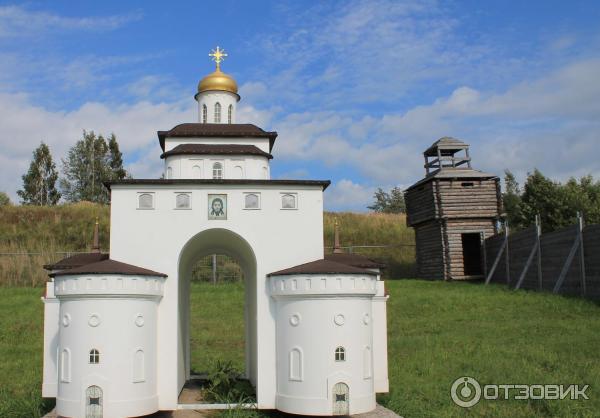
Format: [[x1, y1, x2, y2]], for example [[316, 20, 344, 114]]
[[503, 169, 600, 231], [15, 131, 128, 206], [368, 171, 600, 232]]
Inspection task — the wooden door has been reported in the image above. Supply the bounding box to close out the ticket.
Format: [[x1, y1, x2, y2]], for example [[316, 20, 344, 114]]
[[85, 385, 103, 418], [332, 382, 349, 415]]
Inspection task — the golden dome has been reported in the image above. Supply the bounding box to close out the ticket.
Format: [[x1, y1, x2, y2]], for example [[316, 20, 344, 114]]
[[197, 68, 238, 95]]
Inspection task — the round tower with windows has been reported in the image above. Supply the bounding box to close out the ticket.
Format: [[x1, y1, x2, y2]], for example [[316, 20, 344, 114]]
[[195, 46, 239, 124]]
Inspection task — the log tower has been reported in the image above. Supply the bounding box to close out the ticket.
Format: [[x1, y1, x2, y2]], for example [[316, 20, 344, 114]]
[[404, 137, 502, 280]]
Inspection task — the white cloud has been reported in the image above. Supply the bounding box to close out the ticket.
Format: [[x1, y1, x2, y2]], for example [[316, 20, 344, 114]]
[[0, 91, 193, 200], [0, 5, 141, 38], [324, 179, 376, 211]]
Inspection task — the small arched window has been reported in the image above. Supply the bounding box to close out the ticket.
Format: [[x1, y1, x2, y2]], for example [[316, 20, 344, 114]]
[[202, 104, 207, 123], [245, 193, 259, 209], [335, 346, 346, 362], [191, 165, 201, 179], [89, 349, 100, 364], [212, 162, 223, 179], [138, 193, 154, 210], [228, 104, 233, 124], [214, 102, 221, 123], [166, 166, 173, 179], [281, 193, 297, 209], [176, 193, 191, 209]]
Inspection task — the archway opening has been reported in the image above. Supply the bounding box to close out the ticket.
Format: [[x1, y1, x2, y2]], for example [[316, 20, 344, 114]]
[[189, 254, 245, 372], [177, 228, 258, 400]]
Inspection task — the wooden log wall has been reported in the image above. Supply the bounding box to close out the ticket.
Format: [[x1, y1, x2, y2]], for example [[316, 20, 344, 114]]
[[485, 232, 507, 284], [505, 226, 538, 289], [414, 222, 445, 280], [445, 218, 496, 279], [436, 178, 500, 220], [405, 182, 435, 226], [583, 224, 600, 300], [485, 222, 600, 301]]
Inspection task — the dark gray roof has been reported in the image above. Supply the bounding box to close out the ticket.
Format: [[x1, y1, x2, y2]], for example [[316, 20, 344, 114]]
[[50, 259, 167, 278], [268, 259, 378, 276], [424, 137, 469, 157], [405, 168, 498, 191], [324, 253, 385, 269], [44, 252, 109, 271], [160, 144, 273, 159], [157, 123, 278, 152], [105, 179, 331, 190]]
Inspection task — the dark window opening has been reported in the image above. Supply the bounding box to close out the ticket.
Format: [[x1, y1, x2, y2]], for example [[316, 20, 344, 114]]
[[336, 394, 347, 402], [89, 397, 100, 405], [461, 182, 474, 187], [461, 233, 482, 276]]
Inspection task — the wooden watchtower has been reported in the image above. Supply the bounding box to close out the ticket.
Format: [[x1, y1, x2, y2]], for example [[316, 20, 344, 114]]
[[404, 137, 502, 280]]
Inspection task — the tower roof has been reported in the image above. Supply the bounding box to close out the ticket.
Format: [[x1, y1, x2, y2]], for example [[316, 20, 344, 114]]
[[49, 259, 167, 278], [196, 46, 239, 97], [268, 259, 378, 276], [157, 123, 278, 151], [160, 144, 273, 159], [424, 137, 469, 157]]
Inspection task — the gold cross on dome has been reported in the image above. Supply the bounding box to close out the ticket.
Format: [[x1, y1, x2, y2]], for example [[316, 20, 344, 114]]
[[209, 46, 227, 69]]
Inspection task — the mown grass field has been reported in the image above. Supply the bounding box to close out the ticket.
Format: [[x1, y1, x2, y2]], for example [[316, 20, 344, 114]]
[[2, 281, 599, 417]]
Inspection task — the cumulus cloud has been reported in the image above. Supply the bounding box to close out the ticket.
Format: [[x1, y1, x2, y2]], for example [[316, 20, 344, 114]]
[[0, 91, 194, 200], [324, 179, 376, 211]]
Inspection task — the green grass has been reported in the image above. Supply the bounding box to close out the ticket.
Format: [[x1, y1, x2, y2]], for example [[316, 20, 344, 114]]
[[2, 281, 600, 417], [0, 288, 54, 417], [190, 282, 246, 373]]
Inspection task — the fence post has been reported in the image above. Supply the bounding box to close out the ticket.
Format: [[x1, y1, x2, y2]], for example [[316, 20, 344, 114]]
[[536, 215, 543, 291], [553, 216, 583, 294], [515, 224, 540, 290], [212, 254, 217, 285], [485, 224, 508, 285], [578, 213, 587, 298], [505, 222, 510, 286]]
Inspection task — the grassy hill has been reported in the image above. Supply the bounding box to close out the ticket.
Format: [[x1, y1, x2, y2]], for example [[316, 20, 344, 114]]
[[0, 204, 414, 286], [2, 281, 600, 417]]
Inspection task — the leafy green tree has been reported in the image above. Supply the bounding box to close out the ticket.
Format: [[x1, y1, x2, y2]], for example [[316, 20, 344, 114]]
[[562, 175, 600, 225], [0, 191, 11, 206], [368, 186, 406, 213], [502, 170, 525, 228], [61, 131, 127, 204], [17, 142, 61, 205], [520, 169, 567, 231], [108, 133, 128, 180]]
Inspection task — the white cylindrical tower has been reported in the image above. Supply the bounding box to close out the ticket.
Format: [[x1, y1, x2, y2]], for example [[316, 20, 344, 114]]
[[195, 47, 240, 124], [269, 260, 378, 416], [51, 260, 166, 418]]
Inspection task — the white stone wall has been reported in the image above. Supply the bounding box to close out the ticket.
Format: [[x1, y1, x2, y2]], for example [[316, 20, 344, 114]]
[[42, 281, 59, 398], [53, 274, 164, 418], [164, 154, 270, 180], [373, 281, 390, 393], [109, 183, 325, 409], [196, 91, 238, 123], [164, 137, 272, 154], [270, 274, 377, 415]]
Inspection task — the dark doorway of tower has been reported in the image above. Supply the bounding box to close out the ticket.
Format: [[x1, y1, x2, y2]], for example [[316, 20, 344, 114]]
[[177, 228, 257, 409], [461, 233, 483, 276]]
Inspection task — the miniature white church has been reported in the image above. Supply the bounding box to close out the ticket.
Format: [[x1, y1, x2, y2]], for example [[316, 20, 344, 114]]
[[41, 47, 389, 418]]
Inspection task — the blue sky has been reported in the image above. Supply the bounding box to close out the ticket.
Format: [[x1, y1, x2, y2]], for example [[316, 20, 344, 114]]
[[1, 1, 599, 210]]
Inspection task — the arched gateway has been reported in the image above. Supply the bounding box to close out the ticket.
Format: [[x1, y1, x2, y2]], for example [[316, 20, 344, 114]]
[[41, 48, 389, 417]]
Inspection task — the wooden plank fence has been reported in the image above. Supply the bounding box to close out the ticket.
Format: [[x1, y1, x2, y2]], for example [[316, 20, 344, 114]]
[[484, 214, 600, 301]]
